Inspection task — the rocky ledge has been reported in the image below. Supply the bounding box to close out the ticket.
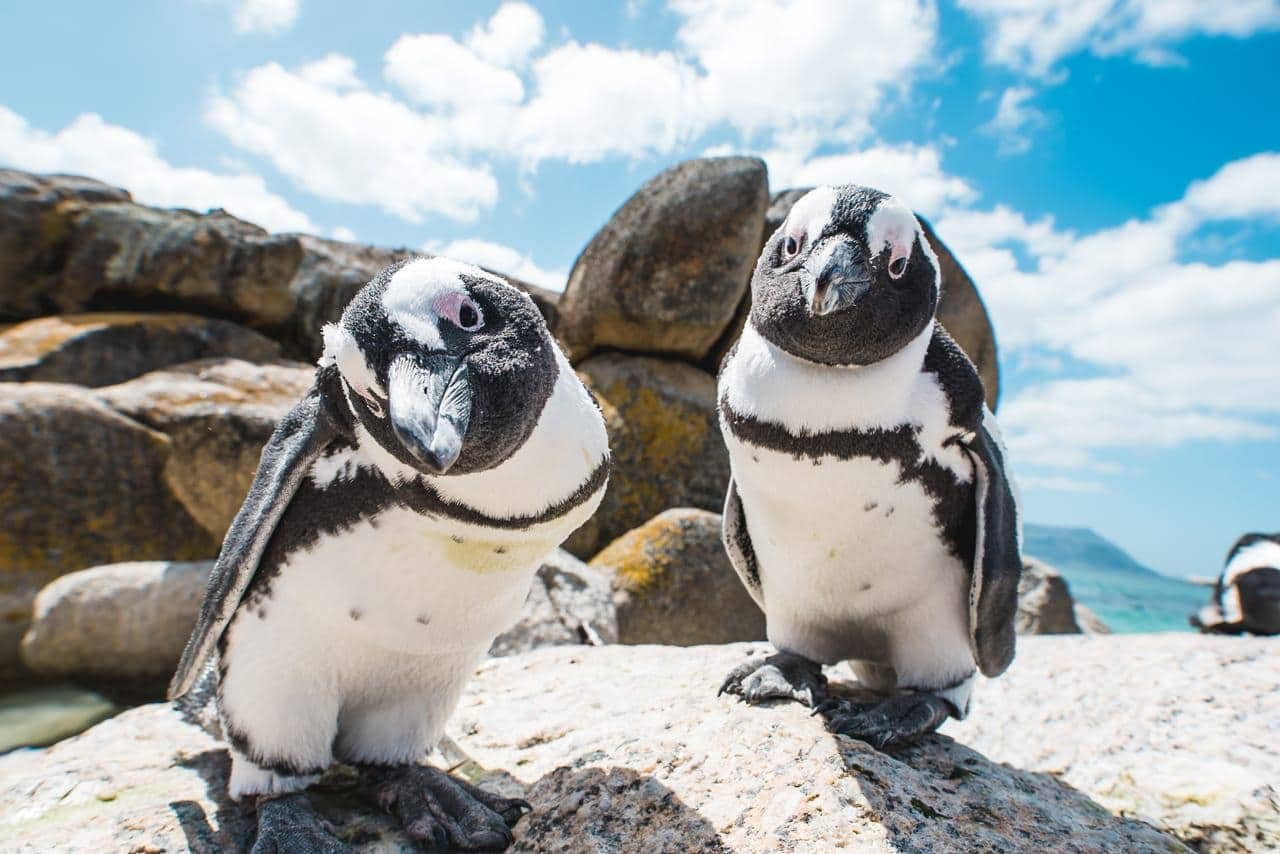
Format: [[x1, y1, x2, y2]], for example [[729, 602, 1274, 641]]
[[4, 635, 1274, 852]]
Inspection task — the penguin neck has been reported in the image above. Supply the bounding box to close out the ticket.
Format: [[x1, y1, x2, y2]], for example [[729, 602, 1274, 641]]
[[724, 319, 934, 433]]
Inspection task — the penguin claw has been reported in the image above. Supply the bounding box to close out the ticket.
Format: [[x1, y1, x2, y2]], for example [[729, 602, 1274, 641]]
[[251, 792, 350, 854], [360, 763, 526, 851], [718, 652, 827, 707], [819, 693, 952, 750]]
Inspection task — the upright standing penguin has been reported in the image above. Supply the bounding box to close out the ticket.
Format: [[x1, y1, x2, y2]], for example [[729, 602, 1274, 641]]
[[716, 185, 1022, 748], [169, 258, 610, 852]]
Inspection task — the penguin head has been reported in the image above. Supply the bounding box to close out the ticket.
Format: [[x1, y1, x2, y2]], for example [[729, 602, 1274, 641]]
[[750, 185, 940, 366], [321, 257, 558, 476]]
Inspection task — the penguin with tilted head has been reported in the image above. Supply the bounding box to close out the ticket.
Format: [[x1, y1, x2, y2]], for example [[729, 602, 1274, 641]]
[[169, 258, 609, 852], [717, 185, 1023, 749]]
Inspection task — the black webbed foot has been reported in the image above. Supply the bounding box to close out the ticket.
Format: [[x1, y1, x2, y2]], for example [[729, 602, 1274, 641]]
[[251, 792, 349, 854], [360, 763, 530, 851], [818, 692, 953, 750], [718, 651, 828, 707]]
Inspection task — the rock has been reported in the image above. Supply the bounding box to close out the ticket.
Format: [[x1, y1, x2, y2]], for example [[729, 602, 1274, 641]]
[[557, 157, 768, 362], [0, 684, 117, 752], [952, 634, 1279, 853], [0, 642, 1199, 851], [1075, 603, 1113, 634], [0, 383, 216, 683], [20, 560, 213, 683], [490, 550, 617, 657], [97, 358, 314, 538], [0, 170, 130, 318], [757, 188, 1001, 410], [0, 172, 559, 362], [590, 508, 765, 645], [1017, 556, 1083, 634], [0, 312, 281, 387], [565, 354, 729, 558]]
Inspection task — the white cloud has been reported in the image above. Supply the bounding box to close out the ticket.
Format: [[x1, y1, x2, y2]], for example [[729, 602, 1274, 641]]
[[427, 238, 566, 291], [465, 2, 546, 69], [938, 152, 1280, 473], [758, 142, 976, 218], [958, 0, 1280, 77], [331, 225, 356, 242], [983, 86, 1046, 155], [231, 0, 299, 35], [0, 105, 316, 233], [385, 34, 525, 110], [206, 57, 498, 222]]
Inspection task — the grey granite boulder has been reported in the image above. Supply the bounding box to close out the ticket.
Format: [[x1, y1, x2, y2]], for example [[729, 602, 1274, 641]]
[[97, 357, 314, 540], [0, 312, 281, 387], [0, 641, 1196, 851], [490, 550, 618, 656], [589, 508, 765, 646], [565, 353, 729, 558], [1017, 556, 1084, 634], [20, 560, 213, 683], [557, 157, 768, 362]]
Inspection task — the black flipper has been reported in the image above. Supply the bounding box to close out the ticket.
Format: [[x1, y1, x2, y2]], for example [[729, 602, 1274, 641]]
[[722, 478, 764, 610], [958, 421, 1022, 677], [169, 368, 348, 700]]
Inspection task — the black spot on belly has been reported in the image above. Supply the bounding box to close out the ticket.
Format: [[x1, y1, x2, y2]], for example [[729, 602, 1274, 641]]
[[494, 545, 508, 554], [859, 582, 873, 592], [416, 614, 431, 626], [349, 608, 363, 621], [884, 506, 895, 517], [451, 534, 465, 544], [864, 501, 879, 512]]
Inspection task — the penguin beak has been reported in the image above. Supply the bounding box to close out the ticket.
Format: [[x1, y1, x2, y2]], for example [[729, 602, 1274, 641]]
[[808, 238, 871, 316], [388, 354, 473, 475]]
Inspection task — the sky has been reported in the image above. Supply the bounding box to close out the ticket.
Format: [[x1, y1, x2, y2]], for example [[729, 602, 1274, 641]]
[[1, 0, 1277, 578]]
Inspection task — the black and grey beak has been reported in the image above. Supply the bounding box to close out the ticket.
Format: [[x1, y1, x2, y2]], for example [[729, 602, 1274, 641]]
[[809, 238, 871, 316], [388, 354, 472, 475]]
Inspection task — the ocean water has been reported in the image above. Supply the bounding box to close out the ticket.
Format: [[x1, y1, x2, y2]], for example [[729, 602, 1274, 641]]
[[1023, 524, 1208, 634]]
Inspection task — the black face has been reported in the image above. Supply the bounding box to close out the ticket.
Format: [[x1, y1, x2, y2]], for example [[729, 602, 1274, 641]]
[[750, 186, 939, 366], [336, 260, 558, 476]]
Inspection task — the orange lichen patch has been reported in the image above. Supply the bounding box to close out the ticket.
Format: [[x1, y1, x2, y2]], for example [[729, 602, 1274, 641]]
[[590, 513, 690, 594]]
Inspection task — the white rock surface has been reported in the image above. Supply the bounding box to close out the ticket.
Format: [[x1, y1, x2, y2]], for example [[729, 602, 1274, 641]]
[[0, 638, 1241, 852]]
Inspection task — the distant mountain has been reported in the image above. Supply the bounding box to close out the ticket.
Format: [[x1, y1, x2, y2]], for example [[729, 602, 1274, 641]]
[[1023, 524, 1206, 633]]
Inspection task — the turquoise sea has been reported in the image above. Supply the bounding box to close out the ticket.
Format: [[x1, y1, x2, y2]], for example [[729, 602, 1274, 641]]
[[1023, 524, 1207, 633]]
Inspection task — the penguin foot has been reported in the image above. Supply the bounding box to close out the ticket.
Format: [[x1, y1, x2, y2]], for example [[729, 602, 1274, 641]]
[[816, 693, 952, 750], [251, 792, 349, 854], [360, 763, 530, 851], [718, 652, 827, 707]]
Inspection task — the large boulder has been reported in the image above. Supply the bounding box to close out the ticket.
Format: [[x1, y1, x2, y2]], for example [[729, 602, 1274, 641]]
[[0, 641, 1208, 851], [0, 172, 559, 362], [952, 634, 1279, 853], [490, 550, 617, 657], [0, 312, 281, 387], [0, 383, 216, 683], [757, 188, 1001, 410], [1017, 556, 1083, 634], [590, 508, 765, 645], [97, 358, 315, 539], [556, 157, 769, 362], [20, 560, 213, 684], [565, 354, 729, 558]]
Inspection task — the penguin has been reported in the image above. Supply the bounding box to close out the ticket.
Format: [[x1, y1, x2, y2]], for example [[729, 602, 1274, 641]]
[[716, 185, 1023, 749], [1191, 533, 1280, 636], [168, 257, 610, 852]]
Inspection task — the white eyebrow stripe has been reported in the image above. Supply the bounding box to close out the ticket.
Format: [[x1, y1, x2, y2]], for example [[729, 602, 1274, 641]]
[[381, 257, 495, 350], [785, 186, 838, 246]]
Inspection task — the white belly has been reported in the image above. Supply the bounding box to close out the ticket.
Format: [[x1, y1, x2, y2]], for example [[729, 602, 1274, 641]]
[[729, 435, 970, 664]]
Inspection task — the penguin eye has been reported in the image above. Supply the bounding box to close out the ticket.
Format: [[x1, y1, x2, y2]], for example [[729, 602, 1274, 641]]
[[435, 292, 485, 332], [888, 255, 908, 279], [783, 234, 801, 259], [458, 303, 480, 329]]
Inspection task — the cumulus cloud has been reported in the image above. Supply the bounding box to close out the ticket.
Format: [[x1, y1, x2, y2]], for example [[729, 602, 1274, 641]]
[[231, 0, 299, 35], [465, 2, 546, 68], [958, 0, 1280, 77], [938, 152, 1280, 477], [0, 105, 316, 233], [206, 57, 498, 222], [427, 238, 566, 291], [982, 86, 1046, 155]]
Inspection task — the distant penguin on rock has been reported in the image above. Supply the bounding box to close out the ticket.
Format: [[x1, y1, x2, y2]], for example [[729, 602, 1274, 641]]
[[716, 185, 1023, 749], [1191, 533, 1280, 636], [169, 257, 610, 853]]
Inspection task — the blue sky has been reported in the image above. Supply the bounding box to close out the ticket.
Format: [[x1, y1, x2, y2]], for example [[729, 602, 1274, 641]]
[[1, 0, 1277, 578]]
